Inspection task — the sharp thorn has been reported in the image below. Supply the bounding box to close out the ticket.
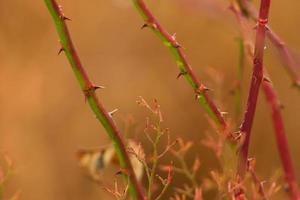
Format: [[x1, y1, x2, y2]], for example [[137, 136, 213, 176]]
[[58, 47, 64, 55], [263, 76, 271, 83], [221, 111, 228, 116], [197, 84, 211, 93], [63, 16, 71, 21], [109, 109, 119, 116], [141, 23, 148, 29], [93, 85, 106, 90], [176, 71, 186, 79], [174, 43, 181, 48]]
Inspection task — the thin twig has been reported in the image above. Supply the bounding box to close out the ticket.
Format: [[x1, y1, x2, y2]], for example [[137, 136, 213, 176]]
[[262, 80, 300, 200], [131, 0, 228, 131], [238, 0, 300, 88], [44, 1, 144, 199], [238, 0, 271, 175], [231, 3, 300, 199]]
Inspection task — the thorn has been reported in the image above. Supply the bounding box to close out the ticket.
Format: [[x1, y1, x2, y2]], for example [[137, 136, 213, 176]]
[[58, 47, 64, 55], [221, 111, 228, 116], [109, 109, 119, 116], [93, 85, 106, 90], [83, 84, 103, 98], [176, 71, 187, 79], [171, 33, 177, 40], [232, 131, 242, 140], [174, 43, 181, 48], [263, 76, 271, 83], [115, 168, 130, 176], [62, 16, 71, 21], [141, 23, 148, 29], [196, 84, 211, 94], [141, 21, 157, 30]]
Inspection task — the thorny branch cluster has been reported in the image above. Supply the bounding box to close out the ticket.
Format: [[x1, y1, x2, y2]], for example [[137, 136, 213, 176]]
[[37, 0, 300, 199]]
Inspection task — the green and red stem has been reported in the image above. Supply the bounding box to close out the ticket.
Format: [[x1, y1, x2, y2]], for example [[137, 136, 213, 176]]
[[44, 1, 145, 199], [132, 0, 228, 132]]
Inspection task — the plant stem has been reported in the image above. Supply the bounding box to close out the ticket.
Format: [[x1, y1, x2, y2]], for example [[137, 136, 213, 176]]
[[147, 130, 161, 200], [131, 0, 228, 131], [238, 0, 271, 175], [262, 79, 300, 200], [44, 1, 144, 199], [238, 0, 300, 88], [231, 3, 300, 199], [234, 37, 245, 121]]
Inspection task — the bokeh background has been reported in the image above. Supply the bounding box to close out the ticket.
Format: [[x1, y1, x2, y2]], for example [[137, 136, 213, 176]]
[[0, 0, 300, 199]]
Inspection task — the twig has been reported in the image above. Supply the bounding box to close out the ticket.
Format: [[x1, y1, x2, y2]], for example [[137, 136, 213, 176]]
[[131, 0, 228, 131], [238, 0, 300, 88], [44, 1, 144, 199], [233, 37, 245, 122], [247, 158, 268, 200], [262, 80, 300, 200], [238, 0, 271, 174], [231, 3, 300, 199]]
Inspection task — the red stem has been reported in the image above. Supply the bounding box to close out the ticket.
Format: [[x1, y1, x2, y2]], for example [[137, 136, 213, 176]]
[[266, 30, 300, 86], [262, 80, 300, 200], [240, 0, 300, 87], [132, 0, 228, 131], [45, 1, 145, 199], [231, 3, 300, 199], [238, 0, 271, 174]]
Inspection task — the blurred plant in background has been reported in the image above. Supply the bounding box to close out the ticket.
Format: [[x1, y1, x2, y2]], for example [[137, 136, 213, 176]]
[[0, 0, 300, 199]]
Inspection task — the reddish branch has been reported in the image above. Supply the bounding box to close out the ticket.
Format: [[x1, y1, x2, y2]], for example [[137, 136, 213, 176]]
[[262, 80, 300, 200], [232, 3, 300, 199], [239, 0, 300, 87], [44, 0, 145, 199], [238, 0, 271, 174], [132, 0, 228, 131]]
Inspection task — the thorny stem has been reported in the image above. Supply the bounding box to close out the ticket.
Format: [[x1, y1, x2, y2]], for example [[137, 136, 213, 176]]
[[131, 0, 228, 131], [262, 80, 300, 200], [44, 1, 145, 199], [238, 0, 271, 175], [237, 0, 300, 88], [231, 3, 300, 199]]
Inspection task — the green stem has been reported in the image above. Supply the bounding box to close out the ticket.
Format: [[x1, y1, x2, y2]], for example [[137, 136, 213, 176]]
[[44, 1, 144, 199], [132, 0, 228, 131], [235, 37, 245, 121]]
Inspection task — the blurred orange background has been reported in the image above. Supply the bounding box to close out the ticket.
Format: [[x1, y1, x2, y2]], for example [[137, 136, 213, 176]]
[[0, 0, 300, 199]]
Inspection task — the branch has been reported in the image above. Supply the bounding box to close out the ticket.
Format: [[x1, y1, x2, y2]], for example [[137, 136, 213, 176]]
[[238, 0, 271, 174], [131, 0, 228, 131], [44, 1, 144, 199], [231, 3, 300, 199], [262, 79, 300, 200], [238, 0, 300, 88]]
